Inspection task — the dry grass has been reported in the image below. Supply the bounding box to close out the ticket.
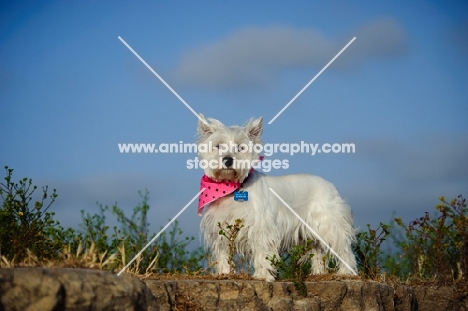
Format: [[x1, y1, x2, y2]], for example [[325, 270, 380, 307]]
[[0, 242, 117, 269], [0, 241, 159, 275], [117, 242, 160, 278]]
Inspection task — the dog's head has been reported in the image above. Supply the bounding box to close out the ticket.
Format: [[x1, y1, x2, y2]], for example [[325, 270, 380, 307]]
[[196, 114, 263, 182]]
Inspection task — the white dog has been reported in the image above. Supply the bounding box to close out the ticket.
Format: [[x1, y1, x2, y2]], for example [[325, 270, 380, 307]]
[[197, 115, 356, 281]]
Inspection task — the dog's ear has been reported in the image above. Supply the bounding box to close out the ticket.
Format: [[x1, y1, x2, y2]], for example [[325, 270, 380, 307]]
[[197, 113, 212, 140], [247, 117, 263, 144]]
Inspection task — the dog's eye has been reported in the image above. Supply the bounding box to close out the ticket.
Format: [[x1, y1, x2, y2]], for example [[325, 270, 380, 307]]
[[238, 145, 245, 152], [214, 144, 219, 149]]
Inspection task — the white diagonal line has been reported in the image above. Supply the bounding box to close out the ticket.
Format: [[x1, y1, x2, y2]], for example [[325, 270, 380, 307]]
[[268, 188, 357, 275], [117, 188, 205, 276], [268, 37, 356, 125], [118, 36, 207, 125]]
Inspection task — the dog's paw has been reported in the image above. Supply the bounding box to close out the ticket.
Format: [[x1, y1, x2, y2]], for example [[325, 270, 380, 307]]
[[253, 275, 275, 282], [253, 269, 275, 282]]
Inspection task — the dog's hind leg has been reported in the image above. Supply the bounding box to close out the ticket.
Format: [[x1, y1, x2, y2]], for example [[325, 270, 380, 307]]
[[252, 252, 276, 282], [335, 243, 357, 275], [250, 232, 279, 282]]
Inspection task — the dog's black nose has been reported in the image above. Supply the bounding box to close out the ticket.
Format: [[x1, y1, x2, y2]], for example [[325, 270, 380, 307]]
[[222, 156, 234, 168]]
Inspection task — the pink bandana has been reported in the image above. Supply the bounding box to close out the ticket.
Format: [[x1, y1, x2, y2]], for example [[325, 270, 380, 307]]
[[198, 175, 241, 215], [197, 156, 263, 216]]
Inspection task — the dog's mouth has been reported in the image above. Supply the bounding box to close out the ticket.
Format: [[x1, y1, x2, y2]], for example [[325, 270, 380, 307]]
[[212, 168, 242, 183]]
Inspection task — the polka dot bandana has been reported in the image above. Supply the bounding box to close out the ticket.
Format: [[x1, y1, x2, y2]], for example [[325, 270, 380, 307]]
[[197, 156, 263, 216], [197, 175, 241, 216]]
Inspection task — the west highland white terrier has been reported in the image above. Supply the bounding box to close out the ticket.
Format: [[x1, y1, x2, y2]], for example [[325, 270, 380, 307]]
[[197, 114, 356, 281]]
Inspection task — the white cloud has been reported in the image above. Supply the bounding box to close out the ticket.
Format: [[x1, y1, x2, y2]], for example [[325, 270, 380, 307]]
[[172, 17, 408, 90], [347, 17, 408, 60]]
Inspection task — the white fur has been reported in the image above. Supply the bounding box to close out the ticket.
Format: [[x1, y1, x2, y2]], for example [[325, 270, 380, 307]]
[[197, 115, 356, 282]]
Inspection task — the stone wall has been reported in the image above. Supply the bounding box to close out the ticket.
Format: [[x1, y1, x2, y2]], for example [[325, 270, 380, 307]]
[[0, 268, 466, 310], [0, 268, 157, 311], [146, 279, 465, 311]]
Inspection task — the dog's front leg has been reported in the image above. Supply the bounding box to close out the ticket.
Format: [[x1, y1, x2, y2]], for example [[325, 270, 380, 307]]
[[212, 237, 231, 275]]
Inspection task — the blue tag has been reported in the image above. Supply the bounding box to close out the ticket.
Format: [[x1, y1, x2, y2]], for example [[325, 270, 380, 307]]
[[233, 190, 248, 201]]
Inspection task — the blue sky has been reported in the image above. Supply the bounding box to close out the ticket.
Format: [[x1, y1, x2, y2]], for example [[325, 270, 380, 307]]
[[1, 1, 467, 248]]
